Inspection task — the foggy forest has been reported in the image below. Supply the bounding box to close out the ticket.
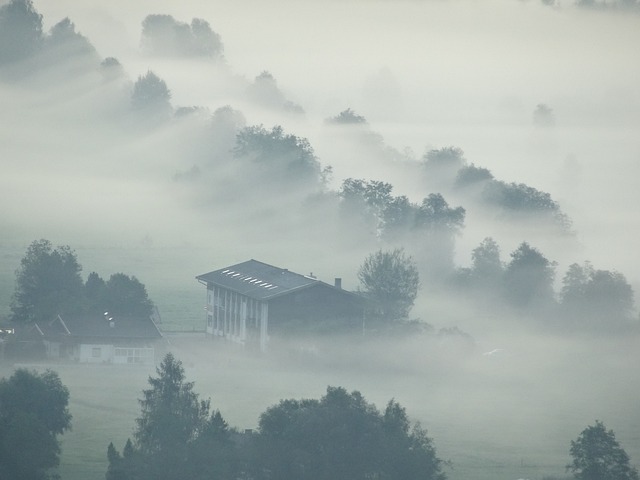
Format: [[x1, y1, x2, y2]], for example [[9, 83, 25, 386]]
[[1, 0, 639, 479]]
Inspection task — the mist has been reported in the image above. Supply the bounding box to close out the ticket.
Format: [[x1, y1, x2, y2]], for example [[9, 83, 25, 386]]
[[1, 0, 640, 479]]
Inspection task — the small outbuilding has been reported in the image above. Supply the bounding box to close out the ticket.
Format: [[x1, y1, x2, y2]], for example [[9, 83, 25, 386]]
[[196, 259, 366, 351]]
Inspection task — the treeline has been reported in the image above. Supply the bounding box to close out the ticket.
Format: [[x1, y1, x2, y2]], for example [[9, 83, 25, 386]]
[[106, 354, 447, 480], [9, 239, 154, 325], [455, 238, 636, 331], [2, 0, 637, 333], [1, 356, 638, 480]]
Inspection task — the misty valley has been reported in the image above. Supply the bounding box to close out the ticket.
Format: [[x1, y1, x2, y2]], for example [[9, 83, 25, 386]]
[[1, 1, 640, 480]]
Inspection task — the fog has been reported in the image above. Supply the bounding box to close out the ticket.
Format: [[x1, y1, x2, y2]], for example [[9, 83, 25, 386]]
[[1, 0, 640, 479]]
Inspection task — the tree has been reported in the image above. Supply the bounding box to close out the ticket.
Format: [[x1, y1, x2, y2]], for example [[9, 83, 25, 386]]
[[423, 146, 466, 186], [107, 353, 236, 480], [131, 70, 172, 120], [11, 239, 84, 324], [413, 193, 465, 277], [470, 237, 503, 288], [481, 180, 571, 232], [454, 164, 494, 189], [103, 273, 154, 318], [253, 386, 446, 480], [141, 14, 223, 58], [233, 125, 321, 189], [568, 421, 639, 480], [561, 262, 635, 328], [245, 71, 304, 113], [358, 248, 420, 322], [44, 17, 97, 64], [0, 369, 72, 480], [0, 0, 43, 64], [326, 108, 368, 125], [382, 195, 418, 236], [503, 242, 556, 310], [416, 193, 465, 233], [190, 18, 223, 57], [339, 178, 394, 236]]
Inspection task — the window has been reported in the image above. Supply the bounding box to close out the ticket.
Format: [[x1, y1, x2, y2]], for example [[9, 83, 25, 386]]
[[115, 347, 154, 364], [92, 347, 101, 358]]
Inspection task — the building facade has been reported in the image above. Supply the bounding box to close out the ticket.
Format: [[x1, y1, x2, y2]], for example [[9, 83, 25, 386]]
[[36, 313, 163, 365], [196, 259, 365, 351]]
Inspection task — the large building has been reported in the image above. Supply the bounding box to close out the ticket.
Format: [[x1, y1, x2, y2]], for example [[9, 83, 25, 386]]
[[196, 259, 366, 351]]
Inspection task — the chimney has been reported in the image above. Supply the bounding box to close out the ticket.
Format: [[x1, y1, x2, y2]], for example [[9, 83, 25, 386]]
[[334, 278, 342, 289]]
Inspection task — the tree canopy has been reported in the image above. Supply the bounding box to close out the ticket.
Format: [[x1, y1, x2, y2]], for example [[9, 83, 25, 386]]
[[568, 421, 639, 480], [561, 262, 634, 327], [10, 239, 155, 326], [233, 125, 321, 189], [254, 386, 447, 480], [107, 353, 237, 480], [141, 14, 223, 58], [503, 241, 556, 310], [358, 248, 420, 322], [131, 70, 172, 119], [0, 0, 43, 64], [11, 239, 84, 324], [0, 369, 72, 480]]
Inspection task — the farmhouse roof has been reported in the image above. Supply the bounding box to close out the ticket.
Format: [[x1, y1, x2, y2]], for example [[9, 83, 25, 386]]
[[37, 314, 163, 340], [196, 259, 344, 301]]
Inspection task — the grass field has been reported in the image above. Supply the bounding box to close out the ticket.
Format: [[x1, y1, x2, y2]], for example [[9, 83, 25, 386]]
[[1, 243, 639, 480], [3, 330, 639, 480]]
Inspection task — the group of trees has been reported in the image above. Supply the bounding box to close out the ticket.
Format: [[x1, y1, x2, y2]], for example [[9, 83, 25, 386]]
[[339, 178, 465, 278], [355, 236, 635, 332], [140, 14, 223, 59], [456, 237, 636, 329], [10, 239, 154, 325], [106, 353, 640, 480], [0, 0, 98, 74], [1, 357, 638, 480], [422, 145, 571, 232], [233, 124, 324, 192], [107, 353, 237, 480], [246, 71, 305, 114], [107, 353, 447, 480]]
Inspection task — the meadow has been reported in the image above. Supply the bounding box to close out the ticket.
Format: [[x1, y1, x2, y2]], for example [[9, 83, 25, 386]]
[[2, 242, 640, 480], [3, 327, 639, 480]]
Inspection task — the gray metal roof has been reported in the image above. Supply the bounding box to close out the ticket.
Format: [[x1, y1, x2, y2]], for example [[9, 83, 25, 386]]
[[40, 314, 163, 340], [196, 259, 324, 301]]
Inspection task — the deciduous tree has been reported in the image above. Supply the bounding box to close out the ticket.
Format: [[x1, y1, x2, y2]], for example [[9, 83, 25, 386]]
[[568, 421, 639, 480], [503, 242, 556, 310], [0, 369, 72, 480], [131, 70, 172, 120], [234, 125, 321, 189], [358, 248, 420, 322], [0, 0, 43, 64], [10, 239, 84, 324], [253, 386, 446, 480], [103, 273, 154, 319]]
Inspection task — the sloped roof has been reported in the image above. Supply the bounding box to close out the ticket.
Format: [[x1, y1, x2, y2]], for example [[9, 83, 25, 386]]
[[196, 259, 330, 301], [39, 314, 162, 340]]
